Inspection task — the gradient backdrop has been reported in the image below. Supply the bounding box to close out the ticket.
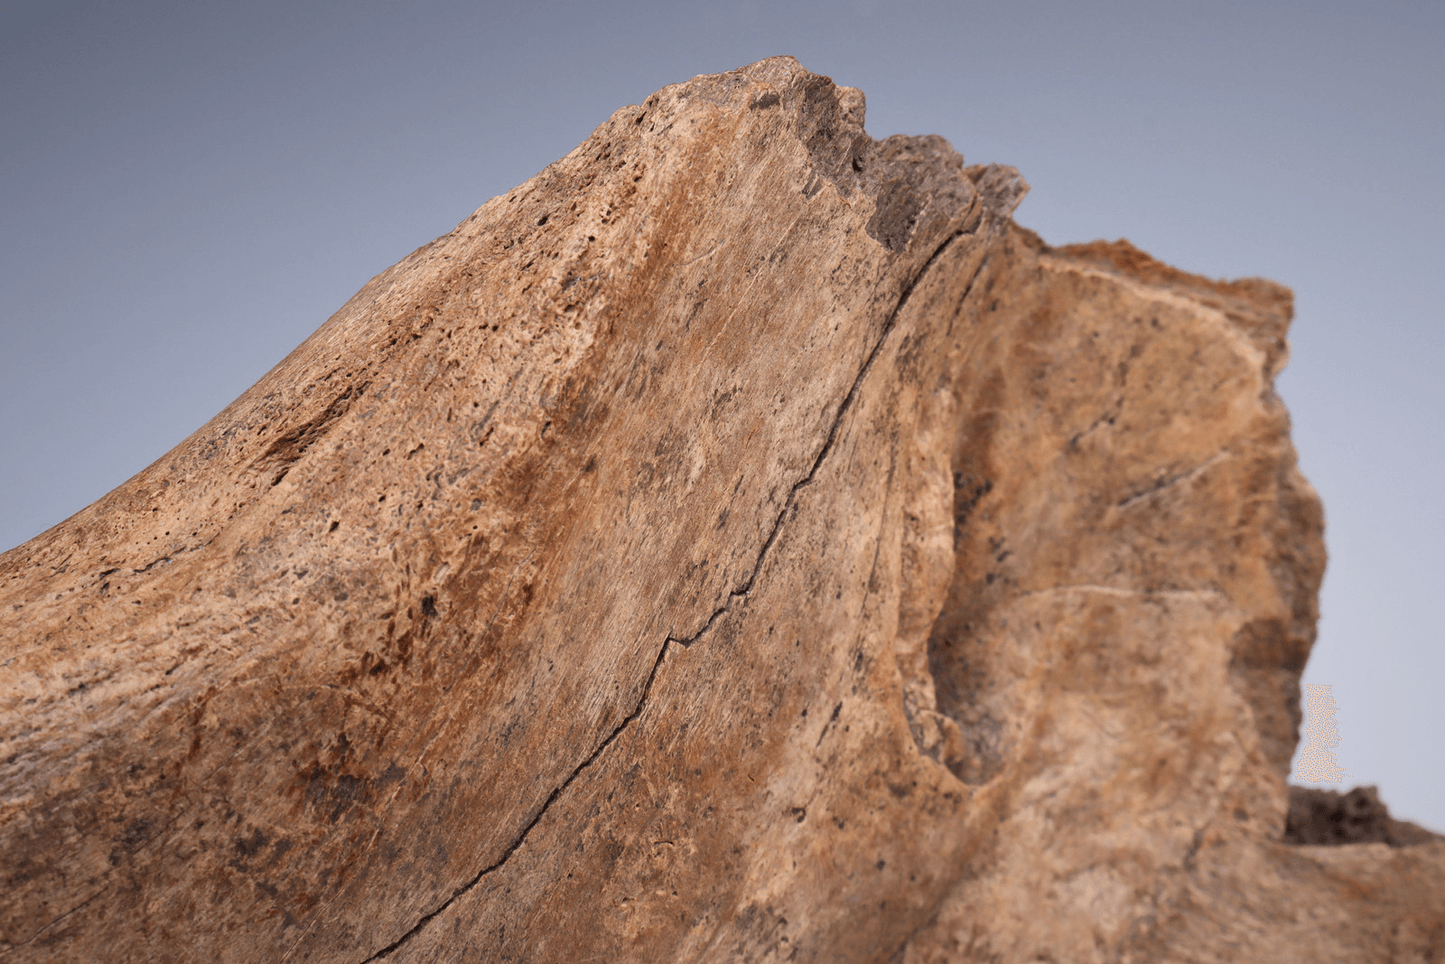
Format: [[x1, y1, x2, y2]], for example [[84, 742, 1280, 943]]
[[2, 1, 1441, 830]]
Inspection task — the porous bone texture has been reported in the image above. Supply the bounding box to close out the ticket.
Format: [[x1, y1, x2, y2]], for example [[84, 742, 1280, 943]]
[[1, 57, 1440, 964]]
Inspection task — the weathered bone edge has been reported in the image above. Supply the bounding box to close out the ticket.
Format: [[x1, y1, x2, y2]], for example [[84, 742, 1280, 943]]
[[2, 57, 1441, 964]]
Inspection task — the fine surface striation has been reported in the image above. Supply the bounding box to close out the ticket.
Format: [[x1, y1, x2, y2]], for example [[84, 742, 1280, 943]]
[[2, 57, 1440, 964]]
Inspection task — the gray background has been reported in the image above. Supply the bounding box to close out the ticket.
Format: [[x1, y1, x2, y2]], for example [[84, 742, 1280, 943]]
[[2, 1, 1440, 830]]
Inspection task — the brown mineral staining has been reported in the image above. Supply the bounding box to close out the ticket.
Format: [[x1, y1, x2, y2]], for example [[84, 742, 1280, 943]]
[[1, 56, 1441, 963]]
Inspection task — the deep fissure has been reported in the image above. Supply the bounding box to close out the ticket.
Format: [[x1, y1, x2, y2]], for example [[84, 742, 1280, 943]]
[[359, 222, 980, 963]]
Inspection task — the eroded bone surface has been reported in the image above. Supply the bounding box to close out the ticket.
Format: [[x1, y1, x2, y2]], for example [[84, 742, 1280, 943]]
[[2, 57, 1440, 964]]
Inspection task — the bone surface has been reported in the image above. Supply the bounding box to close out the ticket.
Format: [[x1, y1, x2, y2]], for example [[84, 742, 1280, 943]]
[[2, 57, 1440, 964]]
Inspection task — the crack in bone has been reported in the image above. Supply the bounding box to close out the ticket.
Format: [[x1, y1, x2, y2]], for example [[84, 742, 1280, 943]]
[[357, 224, 982, 963], [1115, 452, 1229, 511]]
